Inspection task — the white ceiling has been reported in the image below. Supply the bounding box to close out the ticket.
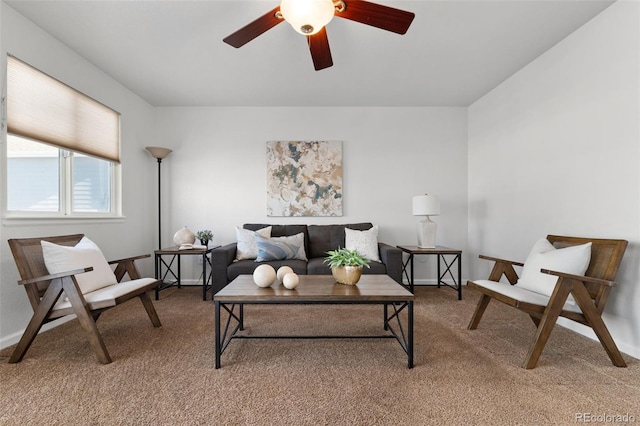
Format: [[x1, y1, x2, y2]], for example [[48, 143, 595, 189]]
[[5, 0, 615, 107]]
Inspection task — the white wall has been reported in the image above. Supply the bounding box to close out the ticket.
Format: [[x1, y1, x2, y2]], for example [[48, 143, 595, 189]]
[[468, 1, 640, 358], [0, 3, 157, 347], [154, 106, 469, 282]]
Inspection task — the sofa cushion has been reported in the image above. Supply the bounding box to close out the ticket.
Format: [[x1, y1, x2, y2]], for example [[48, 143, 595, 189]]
[[345, 225, 381, 262], [307, 257, 387, 275], [255, 233, 308, 262], [235, 226, 272, 261], [307, 223, 373, 259]]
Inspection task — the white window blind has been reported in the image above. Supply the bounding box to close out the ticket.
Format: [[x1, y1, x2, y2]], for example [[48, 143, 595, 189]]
[[7, 55, 121, 163]]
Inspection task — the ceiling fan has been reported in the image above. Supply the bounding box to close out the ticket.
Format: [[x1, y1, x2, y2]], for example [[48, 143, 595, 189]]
[[223, 0, 415, 71]]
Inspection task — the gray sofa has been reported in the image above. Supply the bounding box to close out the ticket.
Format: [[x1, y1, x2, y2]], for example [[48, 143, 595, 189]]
[[211, 223, 402, 293]]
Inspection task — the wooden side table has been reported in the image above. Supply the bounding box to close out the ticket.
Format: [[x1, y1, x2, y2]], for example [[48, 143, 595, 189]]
[[396, 245, 463, 299], [154, 245, 219, 301]]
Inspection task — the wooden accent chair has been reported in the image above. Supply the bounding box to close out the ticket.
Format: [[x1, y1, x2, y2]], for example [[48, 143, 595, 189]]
[[467, 235, 628, 369], [8, 234, 162, 364]]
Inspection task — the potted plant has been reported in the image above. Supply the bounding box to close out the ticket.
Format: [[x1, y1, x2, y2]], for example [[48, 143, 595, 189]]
[[323, 247, 370, 285], [196, 229, 213, 246]]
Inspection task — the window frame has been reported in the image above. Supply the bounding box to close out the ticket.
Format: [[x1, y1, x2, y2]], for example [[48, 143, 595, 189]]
[[2, 135, 123, 224]]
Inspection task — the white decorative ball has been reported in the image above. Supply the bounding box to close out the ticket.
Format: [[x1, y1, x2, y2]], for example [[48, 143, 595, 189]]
[[276, 266, 294, 284], [253, 264, 276, 287], [282, 273, 299, 290]]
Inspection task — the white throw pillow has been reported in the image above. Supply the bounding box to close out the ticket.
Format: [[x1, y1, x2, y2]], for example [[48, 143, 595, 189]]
[[41, 236, 118, 295], [235, 226, 272, 261], [345, 225, 381, 263], [515, 238, 592, 298]]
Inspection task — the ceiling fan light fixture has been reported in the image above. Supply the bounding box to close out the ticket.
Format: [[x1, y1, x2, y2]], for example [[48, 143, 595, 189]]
[[280, 0, 335, 35]]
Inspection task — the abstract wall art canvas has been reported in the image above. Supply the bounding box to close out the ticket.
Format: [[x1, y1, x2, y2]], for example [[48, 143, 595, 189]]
[[266, 141, 342, 217]]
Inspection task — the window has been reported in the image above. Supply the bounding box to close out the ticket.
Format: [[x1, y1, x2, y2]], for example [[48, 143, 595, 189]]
[[4, 55, 121, 219]]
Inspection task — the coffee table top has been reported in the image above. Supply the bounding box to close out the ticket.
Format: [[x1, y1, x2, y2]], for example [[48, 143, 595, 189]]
[[214, 274, 414, 303]]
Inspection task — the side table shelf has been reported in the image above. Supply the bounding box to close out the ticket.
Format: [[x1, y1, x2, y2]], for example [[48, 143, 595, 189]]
[[396, 245, 463, 300], [154, 246, 219, 301]]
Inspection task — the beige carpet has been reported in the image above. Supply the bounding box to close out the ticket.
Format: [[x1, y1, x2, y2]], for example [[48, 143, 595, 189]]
[[0, 285, 638, 425]]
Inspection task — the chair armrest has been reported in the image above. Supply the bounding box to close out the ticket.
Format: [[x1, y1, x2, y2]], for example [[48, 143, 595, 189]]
[[107, 254, 151, 265], [477, 254, 522, 284], [18, 267, 93, 286], [541, 269, 618, 287], [108, 254, 151, 282], [378, 243, 402, 284], [479, 254, 524, 267]]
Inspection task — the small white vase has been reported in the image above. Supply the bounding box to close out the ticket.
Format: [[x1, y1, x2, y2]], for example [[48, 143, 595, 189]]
[[173, 226, 196, 246]]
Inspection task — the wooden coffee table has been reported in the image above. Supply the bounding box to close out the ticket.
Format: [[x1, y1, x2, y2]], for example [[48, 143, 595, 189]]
[[214, 274, 415, 368]]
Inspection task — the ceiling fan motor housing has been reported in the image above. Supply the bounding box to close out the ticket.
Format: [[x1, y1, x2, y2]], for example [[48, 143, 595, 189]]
[[280, 0, 336, 35]]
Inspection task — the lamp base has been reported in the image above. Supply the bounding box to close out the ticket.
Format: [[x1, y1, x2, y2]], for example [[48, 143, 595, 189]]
[[417, 217, 437, 248]]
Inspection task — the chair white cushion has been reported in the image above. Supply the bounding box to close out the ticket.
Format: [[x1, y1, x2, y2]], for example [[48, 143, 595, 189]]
[[235, 226, 272, 261], [515, 238, 592, 300], [345, 225, 381, 262], [472, 280, 582, 313], [42, 236, 117, 295], [53, 277, 157, 311]]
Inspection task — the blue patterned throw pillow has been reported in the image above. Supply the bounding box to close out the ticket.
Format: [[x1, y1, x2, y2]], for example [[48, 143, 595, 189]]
[[255, 233, 308, 262]]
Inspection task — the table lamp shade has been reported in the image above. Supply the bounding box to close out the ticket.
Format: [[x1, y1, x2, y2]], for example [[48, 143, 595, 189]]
[[412, 194, 440, 248], [412, 195, 440, 216]]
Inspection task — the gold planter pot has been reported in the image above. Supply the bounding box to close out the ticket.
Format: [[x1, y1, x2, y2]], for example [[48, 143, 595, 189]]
[[331, 265, 363, 285]]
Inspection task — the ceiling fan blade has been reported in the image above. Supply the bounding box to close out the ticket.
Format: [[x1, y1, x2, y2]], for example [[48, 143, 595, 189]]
[[337, 1, 415, 35], [223, 6, 283, 48], [307, 27, 333, 71]]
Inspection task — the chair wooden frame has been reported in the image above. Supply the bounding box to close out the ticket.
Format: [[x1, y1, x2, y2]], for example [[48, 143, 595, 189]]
[[8, 234, 162, 364], [467, 235, 628, 369]]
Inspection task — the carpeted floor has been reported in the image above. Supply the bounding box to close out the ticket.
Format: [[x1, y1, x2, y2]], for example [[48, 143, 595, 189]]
[[0, 285, 638, 425]]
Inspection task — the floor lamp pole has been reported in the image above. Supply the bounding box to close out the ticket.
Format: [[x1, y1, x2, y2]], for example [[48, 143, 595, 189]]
[[156, 157, 163, 250], [145, 146, 172, 251]]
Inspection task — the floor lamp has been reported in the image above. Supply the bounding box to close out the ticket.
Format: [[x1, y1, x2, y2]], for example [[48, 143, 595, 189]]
[[145, 146, 172, 250]]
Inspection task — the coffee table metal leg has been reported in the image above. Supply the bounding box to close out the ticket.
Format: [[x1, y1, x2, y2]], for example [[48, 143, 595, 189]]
[[383, 303, 388, 330], [408, 300, 414, 368], [215, 301, 221, 369]]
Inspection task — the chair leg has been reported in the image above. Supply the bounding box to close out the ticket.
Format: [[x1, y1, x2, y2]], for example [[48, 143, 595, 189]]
[[139, 292, 162, 328], [572, 283, 627, 367], [468, 294, 492, 330], [522, 282, 572, 369], [9, 280, 64, 363], [63, 279, 112, 364]]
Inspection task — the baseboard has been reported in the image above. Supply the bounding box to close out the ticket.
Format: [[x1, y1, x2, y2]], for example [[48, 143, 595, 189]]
[[0, 315, 76, 350], [557, 317, 640, 360]]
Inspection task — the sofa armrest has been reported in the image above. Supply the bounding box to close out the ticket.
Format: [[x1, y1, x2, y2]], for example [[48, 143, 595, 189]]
[[211, 243, 238, 293], [378, 242, 402, 284]]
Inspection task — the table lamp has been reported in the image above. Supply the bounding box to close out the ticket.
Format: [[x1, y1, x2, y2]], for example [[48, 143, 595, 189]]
[[412, 194, 440, 248]]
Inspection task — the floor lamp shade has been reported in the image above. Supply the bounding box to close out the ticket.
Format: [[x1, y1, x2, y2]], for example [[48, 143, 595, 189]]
[[146, 146, 172, 249], [412, 195, 440, 248], [145, 146, 172, 160]]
